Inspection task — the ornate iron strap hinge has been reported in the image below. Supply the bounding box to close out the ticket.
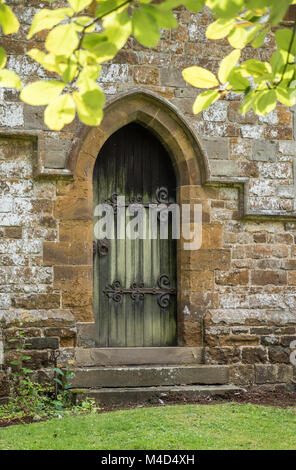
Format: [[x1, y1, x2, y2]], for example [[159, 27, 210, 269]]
[[103, 274, 176, 308], [103, 187, 169, 211]]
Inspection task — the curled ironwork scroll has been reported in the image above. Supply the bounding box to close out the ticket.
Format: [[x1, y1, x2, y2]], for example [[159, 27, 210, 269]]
[[103, 274, 176, 308], [103, 187, 169, 212]]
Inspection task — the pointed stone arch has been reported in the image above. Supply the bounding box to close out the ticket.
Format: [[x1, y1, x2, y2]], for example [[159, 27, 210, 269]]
[[67, 88, 210, 186]]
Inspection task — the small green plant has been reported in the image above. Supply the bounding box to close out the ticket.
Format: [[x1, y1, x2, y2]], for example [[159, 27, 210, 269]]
[[8, 322, 33, 383], [1, 323, 99, 424]]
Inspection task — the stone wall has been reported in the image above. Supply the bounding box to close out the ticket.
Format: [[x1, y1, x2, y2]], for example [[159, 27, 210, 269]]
[[0, 1, 296, 395]]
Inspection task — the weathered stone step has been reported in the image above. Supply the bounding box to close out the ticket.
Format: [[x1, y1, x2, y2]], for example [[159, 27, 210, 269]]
[[71, 365, 229, 388], [72, 384, 240, 406], [74, 347, 203, 367]]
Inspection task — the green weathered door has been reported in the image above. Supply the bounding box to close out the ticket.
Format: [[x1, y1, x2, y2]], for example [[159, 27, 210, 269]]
[[93, 123, 177, 347]]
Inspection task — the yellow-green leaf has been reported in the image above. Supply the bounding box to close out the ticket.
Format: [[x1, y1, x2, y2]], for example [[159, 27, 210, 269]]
[[251, 27, 269, 48], [0, 46, 6, 69], [45, 24, 79, 56], [255, 89, 277, 116], [77, 66, 102, 89], [206, 18, 234, 40], [96, 0, 130, 19], [228, 68, 249, 90], [73, 91, 103, 126], [228, 24, 262, 49], [0, 69, 22, 89], [206, 0, 244, 18], [276, 86, 296, 106], [183, 0, 205, 13], [192, 89, 220, 114], [44, 94, 76, 131], [142, 4, 178, 29], [240, 59, 271, 77], [27, 49, 59, 73], [218, 49, 241, 84], [103, 8, 132, 52], [182, 66, 219, 89], [132, 8, 160, 47], [239, 91, 258, 114], [0, 4, 19, 34], [68, 0, 93, 12], [20, 81, 65, 106], [27, 8, 74, 39]]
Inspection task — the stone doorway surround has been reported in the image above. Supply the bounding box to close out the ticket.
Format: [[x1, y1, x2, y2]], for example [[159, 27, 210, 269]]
[[43, 89, 218, 347]]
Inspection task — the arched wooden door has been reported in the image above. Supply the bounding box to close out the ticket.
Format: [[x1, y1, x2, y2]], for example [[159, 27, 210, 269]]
[[93, 123, 177, 347]]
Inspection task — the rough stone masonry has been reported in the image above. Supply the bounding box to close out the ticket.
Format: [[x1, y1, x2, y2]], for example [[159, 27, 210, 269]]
[[1, 0, 296, 399]]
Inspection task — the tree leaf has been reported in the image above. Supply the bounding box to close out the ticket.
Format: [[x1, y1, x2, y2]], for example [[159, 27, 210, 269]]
[[0, 46, 6, 69], [218, 49, 241, 84], [27, 49, 60, 73], [142, 4, 178, 29], [239, 90, 258, 114], [228, 68, 250, 90], [0, 69, 22, 89], [21, 81, 65, 106], [192, 89, 220, 114], [0, 4, 20, 34], [270, 50, 294, 78], [27, 8, 74, 39], [132, 8, 160, 47], [96, 0, 130, 19], [276, 85, 296, 107], [269, 0, 291, 25], [251, 27, 269, 48], [44, 94, 76, 131], [206, 0, 244, 18], [45, 24, 79, 56], [103, 7, 132, 51], [255, 89, 277, 116], [182, 66, 219, 89], [82, 34, 118, 62], [228, 24, 262, 49], [240, 59, 271, 77], [76, 66, 102, 89], [275, 29, 296, 55], [68, 0, 93, 12], [184, 0, 205, 13], [73, 90, 104, 126], [206, 18, 234, 40]]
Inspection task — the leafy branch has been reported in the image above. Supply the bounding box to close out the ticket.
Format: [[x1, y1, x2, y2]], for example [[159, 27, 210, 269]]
[[1, 0, 296, 129]]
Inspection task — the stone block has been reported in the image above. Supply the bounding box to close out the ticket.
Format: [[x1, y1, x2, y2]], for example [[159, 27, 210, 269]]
[[43, 242, 92, 265], [203, 137, 229, 160], [186, 249, 231, 271], [268, 346, 290, 364], [203, 101, 228, 122], [220, 335, 259, 346], [24, 337, 59, 350], [252, 140, 276, 161], [133, 66, 160, 85], [215, 269, 249, 286], [251, 270, 287, 285], [54, 198, 92, 221], [255, 364, 293, 384], [280, 335, 296, 347], [229, 365, 255, 386], [12, 294, 60, 310], [210, 159, 238, 177], [241, 347, 267, 364], [204, 346, 241, 364]]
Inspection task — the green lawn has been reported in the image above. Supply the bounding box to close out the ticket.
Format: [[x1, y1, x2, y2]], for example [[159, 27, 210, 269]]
[[0, 403, 296, 450]]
